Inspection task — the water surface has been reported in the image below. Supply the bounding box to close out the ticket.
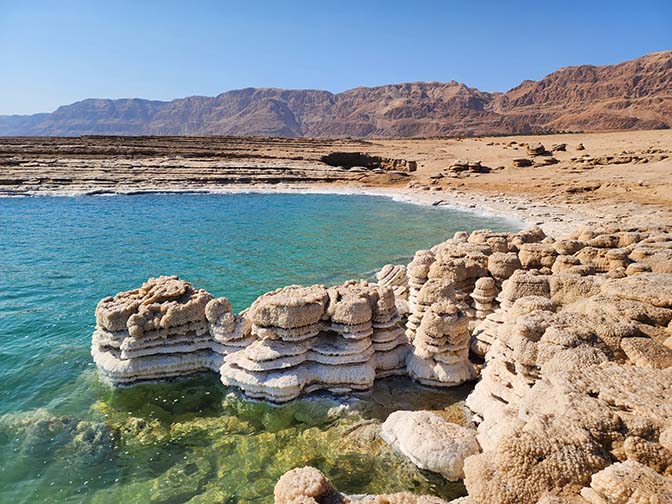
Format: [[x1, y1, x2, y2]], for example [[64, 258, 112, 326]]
[[0, 193, 517, 503]]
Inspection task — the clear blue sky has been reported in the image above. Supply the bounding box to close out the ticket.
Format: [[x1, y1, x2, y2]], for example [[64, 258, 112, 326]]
[[1, 0, 670, 115]]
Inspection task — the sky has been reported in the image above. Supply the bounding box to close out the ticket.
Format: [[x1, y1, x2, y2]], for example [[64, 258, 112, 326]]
[[0, 0, 671, 115]]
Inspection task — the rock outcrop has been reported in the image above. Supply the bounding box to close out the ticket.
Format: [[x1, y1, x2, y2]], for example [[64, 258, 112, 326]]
[[91, 225, 672, 504], [91, 276, 224, 384], [460, 229, 672, 503], [220, 281, 408, 402]]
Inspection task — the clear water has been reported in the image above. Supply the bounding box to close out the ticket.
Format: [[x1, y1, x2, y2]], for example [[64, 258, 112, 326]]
[[0, 193, 517, 503]]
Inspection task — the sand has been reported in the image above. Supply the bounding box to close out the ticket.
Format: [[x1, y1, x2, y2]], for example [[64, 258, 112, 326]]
[[1, 130, 671, 234]]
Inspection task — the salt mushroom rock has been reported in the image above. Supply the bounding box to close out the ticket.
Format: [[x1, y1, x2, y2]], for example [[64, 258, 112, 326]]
[[407, 249, 436, 313], [407, 301, 477, 387], [487, 252, 522, 281], [470, 277, 497, 319], [380, 411, 480, 481], [497, 270, 551, 310], [221, 281, 408, 402], [91, 276, 232, 385], [406, 278, 455, 342]]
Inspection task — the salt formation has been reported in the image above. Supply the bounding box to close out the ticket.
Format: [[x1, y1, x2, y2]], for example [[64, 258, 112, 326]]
[[380, 411, 480, 481], [274, 466, 450, 504], [92, 276, 222, 384], [470, 277, 496, 319], [271, 226, 672, 504], [376, 264, 410, 315], [406, 300, 477, 387], [220, 281, 408, 402], [463, 266, 672, 503]]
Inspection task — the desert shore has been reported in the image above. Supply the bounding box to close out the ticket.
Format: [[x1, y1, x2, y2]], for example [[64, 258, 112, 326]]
[[2, 129, 671, 235], [6, 130, 671, 502]]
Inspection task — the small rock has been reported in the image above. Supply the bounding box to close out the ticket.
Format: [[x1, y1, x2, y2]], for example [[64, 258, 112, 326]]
[[527, 143, 546, 156], [513, 158, 533, 167]]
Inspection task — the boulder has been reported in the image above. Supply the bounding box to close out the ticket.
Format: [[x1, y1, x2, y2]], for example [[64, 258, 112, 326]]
[[380, 411, 480, 481]]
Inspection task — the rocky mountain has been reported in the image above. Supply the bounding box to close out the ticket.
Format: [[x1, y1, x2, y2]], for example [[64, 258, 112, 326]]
[[1, 51, 670, 137]]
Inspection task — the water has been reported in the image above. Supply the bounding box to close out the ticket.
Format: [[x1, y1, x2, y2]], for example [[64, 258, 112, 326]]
[[0, 193, 517, 503]]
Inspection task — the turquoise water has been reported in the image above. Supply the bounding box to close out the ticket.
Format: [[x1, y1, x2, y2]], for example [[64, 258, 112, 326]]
[[0, 193, 517, 503]]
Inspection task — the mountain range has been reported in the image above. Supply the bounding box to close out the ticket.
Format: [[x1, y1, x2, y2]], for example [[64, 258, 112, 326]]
[[1, 51, 670, 138]]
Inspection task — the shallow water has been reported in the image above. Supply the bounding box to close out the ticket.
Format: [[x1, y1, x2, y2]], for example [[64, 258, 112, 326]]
[[0, 193, 517, 503]]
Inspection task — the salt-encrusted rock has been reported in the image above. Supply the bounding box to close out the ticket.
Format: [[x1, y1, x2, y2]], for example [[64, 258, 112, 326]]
[[470, 277, 497, 319], [600, 272, 672, 307], [498, 271, 550, 309], [274, 466, 451, 503], [464, 425, 612, 504], [380, 411, 480, 481], [407, 301, 476, 387], [221, 281, 408, 402], [553, 239, 585, 255], [91, 276, 233, 385], [274, 466, 341, 504], [518, 243, 557, 269], [579, 460, 672, 504], [376, 264, 410, 314], [249, 285, 329, 330], [487, 252, 522, 281]]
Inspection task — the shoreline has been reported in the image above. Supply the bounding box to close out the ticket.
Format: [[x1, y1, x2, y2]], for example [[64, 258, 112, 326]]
[[3, 183, 587, 235]]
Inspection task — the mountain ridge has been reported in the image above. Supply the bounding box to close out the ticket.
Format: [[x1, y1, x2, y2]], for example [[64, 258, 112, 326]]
[[1, 51, 670, 137]]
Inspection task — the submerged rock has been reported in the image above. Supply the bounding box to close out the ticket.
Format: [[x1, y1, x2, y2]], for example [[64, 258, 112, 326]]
[[380, 411, 479, 481]]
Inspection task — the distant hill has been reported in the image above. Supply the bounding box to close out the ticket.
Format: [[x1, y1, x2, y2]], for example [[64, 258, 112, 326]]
[[1, 51, 670, 137]]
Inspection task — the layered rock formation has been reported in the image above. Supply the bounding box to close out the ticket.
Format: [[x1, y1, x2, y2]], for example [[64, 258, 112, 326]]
[[93, 279, 408, 400], [220, 281, 408, 402], [272, 225, 672, 503], [92, 276, 223, 384]]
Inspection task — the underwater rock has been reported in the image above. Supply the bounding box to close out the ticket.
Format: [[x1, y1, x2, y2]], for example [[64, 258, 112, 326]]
[[380, 411, 479, 481], [274, 466, 452, 503]]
